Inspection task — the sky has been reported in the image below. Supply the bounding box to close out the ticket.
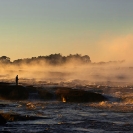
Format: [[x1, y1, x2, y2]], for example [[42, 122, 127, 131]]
[[0, 0, 133, 62]]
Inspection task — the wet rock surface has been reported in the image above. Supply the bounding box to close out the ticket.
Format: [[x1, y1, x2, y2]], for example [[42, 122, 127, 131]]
[[56, 87, 107, 102], [0, 83, 28, 100], [0, 82, 107, 103]]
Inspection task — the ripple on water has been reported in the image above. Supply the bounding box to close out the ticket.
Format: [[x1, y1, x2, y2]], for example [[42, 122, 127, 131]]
[[1, 100, 133, 133]]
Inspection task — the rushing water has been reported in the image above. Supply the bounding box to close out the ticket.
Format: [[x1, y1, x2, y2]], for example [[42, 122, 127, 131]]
[[0, 83, 133, 133], [1, 100, 133, 133]]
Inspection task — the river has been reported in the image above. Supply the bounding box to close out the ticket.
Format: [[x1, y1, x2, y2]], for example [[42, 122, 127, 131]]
[[0, 82, 133, 133]]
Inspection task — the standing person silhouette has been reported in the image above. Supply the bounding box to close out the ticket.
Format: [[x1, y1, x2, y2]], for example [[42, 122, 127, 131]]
[[16, 75, 19, 85]]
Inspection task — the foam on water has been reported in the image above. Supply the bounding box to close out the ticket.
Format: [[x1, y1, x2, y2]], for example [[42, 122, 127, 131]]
[[1, 99, 133, 132], [1, 78, 133, 132]]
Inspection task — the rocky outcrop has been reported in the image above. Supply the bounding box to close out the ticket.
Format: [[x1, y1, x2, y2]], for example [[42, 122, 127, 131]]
[[0, 83, 28, 100], [0, 82, 107, 102], [56, 87, 107, 102], [38, 89, 54, 100]]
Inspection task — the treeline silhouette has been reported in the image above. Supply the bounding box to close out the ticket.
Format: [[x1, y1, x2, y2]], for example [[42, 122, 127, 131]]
[[0, 54, 91, 66]]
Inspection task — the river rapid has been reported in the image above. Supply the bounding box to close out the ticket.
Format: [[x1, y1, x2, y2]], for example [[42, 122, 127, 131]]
[[0, 81, 133, 133]]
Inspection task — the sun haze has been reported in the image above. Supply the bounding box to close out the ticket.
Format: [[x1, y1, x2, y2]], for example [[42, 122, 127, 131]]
[[0, 0, 133, 62]]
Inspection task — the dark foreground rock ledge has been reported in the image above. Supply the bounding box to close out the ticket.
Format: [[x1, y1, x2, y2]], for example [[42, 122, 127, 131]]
[[0, 82, 107, 102], [0, 83, 28, 100], [56, 87, 107, 102]]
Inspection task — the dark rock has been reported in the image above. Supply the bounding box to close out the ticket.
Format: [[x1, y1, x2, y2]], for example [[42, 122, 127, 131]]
[[38, 89, 54, 100], [0, 114, 7, 125], [0, 84, 28, 100], [0, 104, 6, 107], [0, 82, 107, 102], [56, 87, 107, 102]]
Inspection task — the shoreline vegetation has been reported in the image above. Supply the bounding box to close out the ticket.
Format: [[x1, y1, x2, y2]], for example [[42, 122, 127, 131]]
[[0, 54, 91, 66], [0, 54, 125, 66]]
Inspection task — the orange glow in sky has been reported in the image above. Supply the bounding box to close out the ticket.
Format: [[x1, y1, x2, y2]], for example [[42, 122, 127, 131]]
[[0, 0, 133, 62]]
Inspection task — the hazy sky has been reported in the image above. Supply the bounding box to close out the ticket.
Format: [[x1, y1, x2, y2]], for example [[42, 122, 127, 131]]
[[0, 0, 133, 62]]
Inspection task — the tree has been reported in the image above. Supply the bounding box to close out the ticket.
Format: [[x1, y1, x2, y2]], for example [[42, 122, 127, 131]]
[[0, 56, 11, 64]]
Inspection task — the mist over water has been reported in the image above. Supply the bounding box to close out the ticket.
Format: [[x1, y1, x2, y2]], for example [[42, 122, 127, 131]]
[[1, 60, 133, 107], [0, 60, 133, 85], [1, 59, 133, 132]]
